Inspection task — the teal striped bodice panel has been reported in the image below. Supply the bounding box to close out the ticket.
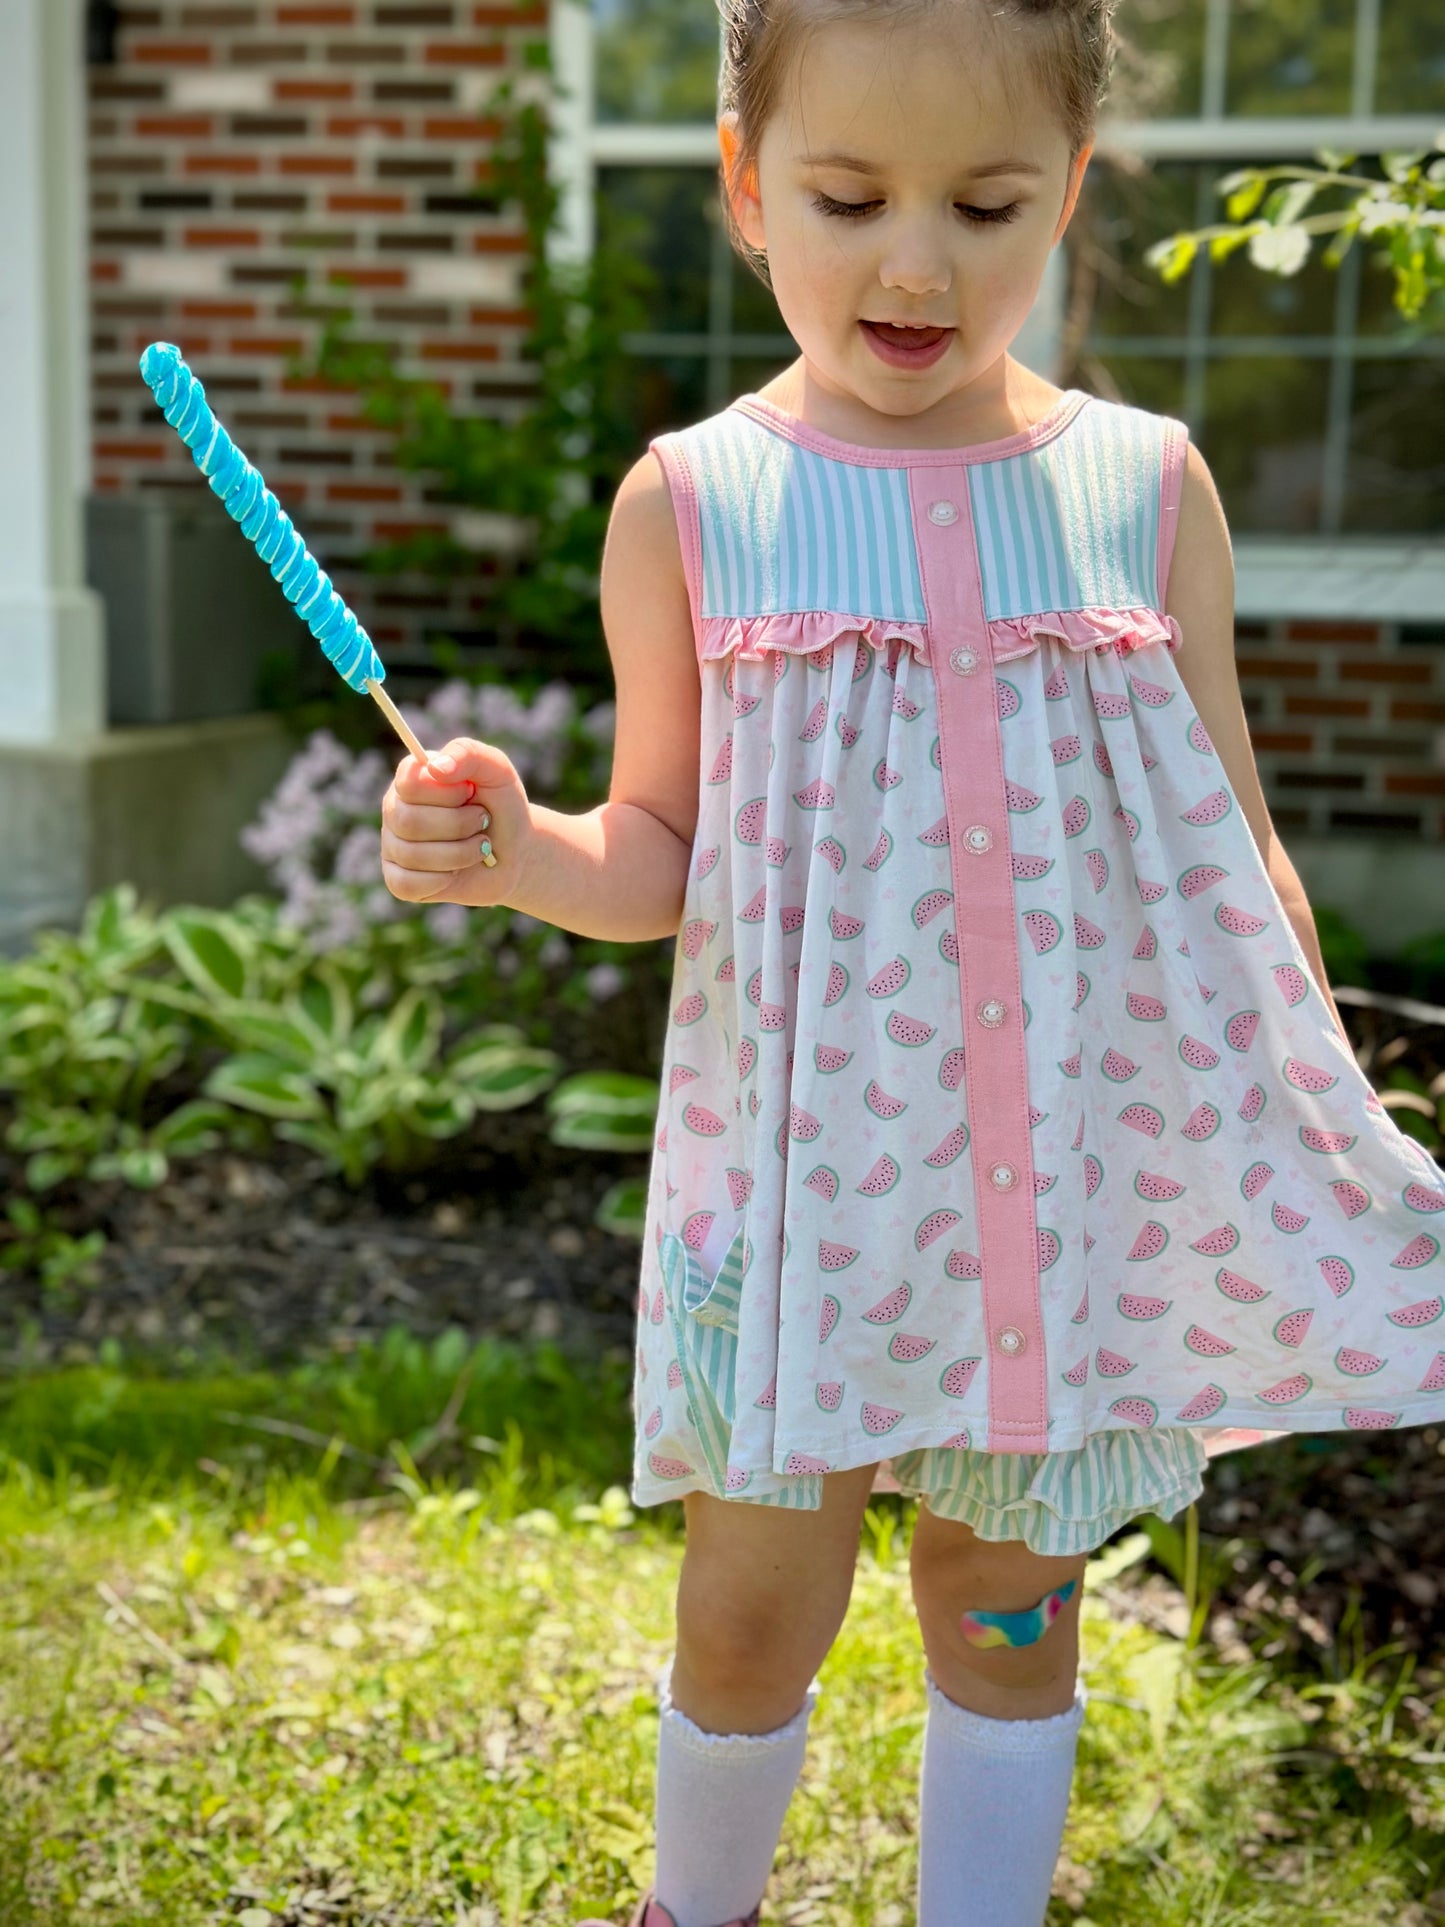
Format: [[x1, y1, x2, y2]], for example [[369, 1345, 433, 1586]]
[[658, 393, 1177, 626]]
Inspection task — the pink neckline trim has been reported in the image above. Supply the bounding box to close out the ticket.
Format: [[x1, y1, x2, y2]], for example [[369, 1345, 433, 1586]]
[[730, 389, 1091, 468]]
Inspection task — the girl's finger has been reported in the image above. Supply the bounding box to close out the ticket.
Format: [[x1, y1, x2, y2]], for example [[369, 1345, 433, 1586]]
[[385, 798, 493, 843], [380, 826, 486, 873], [380, 858, 466, 903]]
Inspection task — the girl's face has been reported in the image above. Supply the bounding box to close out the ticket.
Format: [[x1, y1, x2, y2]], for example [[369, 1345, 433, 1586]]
[[719, 10, 1092, 435]]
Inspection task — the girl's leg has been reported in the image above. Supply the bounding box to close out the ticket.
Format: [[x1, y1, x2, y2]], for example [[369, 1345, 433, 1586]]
[[650, 1463, 879, 1927], [909, 1511, 1091, 1927]]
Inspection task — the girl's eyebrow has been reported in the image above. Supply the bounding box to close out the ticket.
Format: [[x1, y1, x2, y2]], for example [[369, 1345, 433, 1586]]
[[796, 151, 1045, 180]]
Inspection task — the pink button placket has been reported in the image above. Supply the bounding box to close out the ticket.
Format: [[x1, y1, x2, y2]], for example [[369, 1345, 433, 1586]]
[[909, 472, 1047, 1452]]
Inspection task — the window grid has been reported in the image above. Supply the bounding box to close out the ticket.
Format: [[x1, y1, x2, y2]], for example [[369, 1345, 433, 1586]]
[[576, 4, 1442, 540]]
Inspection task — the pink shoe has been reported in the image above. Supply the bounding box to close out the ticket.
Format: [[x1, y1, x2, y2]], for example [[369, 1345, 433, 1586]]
[[576, 1888, 763, 1927]]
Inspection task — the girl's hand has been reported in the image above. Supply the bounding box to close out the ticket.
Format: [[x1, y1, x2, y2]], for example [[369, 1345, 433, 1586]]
[[380, 736, 532, 908]]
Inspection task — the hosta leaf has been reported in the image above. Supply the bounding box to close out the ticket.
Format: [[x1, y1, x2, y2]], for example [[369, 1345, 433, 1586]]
[[150, 1100, 235, 1155], [372, 986, 443, 1073], [405, 1090, 476, 1138], [204, 1054, 325, 1120], [163, 910, 252, 1003], [545, 1070, 660, 1117], [119, 1147, 170, 1189], [24, 1153, 75, 1191], [216, 1005, 321, 1072], [594, 1176, 648, 1239], [549, 1108, 656, 1153], [293, 962, 354, 1048], [452, 1046, 560, 1109]]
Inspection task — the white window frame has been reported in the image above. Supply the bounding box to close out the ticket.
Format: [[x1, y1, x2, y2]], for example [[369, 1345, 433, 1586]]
[[548, 0, 1445, 618]]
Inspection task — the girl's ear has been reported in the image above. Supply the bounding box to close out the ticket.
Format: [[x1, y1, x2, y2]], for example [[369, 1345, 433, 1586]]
[[1053, 141, 1094, 246], [718, 111, 766, 250]]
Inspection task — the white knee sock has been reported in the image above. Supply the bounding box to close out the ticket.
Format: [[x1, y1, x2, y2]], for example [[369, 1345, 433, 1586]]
[[652, 1660, 818, 1927], [917, 1667, 1088, 1927]]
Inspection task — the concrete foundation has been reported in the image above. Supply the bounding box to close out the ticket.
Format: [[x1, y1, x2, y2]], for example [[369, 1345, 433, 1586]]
[[0, 712, 294, 951], [1283, 837, 1445, 963]]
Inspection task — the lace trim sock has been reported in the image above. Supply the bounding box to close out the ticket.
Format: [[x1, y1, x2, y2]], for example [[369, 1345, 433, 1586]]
[[651, 1659, 818, 1927], [917, 1667, 1088, 1927]]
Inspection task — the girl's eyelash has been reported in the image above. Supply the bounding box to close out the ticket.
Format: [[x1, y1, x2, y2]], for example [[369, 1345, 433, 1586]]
[[809, 191, 1022, 226]]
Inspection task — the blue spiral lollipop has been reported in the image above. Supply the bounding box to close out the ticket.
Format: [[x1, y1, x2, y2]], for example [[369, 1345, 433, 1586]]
[[140, 342, 387, 693], [136, 339, 502, 855]]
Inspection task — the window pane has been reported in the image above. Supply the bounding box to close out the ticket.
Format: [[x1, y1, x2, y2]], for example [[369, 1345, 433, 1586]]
[[1226, 0, 1355, 116], [610, 350, 710, 444], [1376, 0, 1445, 113], [1199, 356, 1331, 531], [1116, 0, 1209, 117], [1343, 358, 1445, 533], [594, 0, 720, 124], [730, 235, 793, 338], [1209, 234, 1340, 338], [597, 166, 713, 333], [1084, 355, 1189, 419], [1078, 162, 1197, 341], [731, 352, 798, 399]]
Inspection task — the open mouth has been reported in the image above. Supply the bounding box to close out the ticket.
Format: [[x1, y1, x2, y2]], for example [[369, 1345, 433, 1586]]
[[864, 321, 952, 346], [860, 319, 955, 367]]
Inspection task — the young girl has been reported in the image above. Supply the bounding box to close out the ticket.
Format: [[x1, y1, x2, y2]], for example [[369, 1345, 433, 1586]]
[[379, 2, 1445, 1921]]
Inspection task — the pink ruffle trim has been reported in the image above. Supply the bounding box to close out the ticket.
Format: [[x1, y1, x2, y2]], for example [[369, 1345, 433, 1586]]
[[991, 606, 1182, 662], [699, 610, 929, 665], [698, 605, 1181, 666]]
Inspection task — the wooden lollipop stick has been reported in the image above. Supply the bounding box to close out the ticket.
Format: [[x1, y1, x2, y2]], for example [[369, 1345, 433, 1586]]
[[365, 675, 431, 768]]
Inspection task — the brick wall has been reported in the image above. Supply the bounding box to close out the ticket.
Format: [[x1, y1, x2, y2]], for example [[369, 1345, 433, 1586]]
[[89, 1, 549, 679], [1236, 620, 1445, 847]]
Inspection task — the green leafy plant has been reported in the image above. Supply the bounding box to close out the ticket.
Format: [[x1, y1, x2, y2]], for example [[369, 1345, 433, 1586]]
[[1146, 143, 1445, 327], [0, 888, 233, 1194], [544, 1069, 662, 1237], [0, 885, 659, 1201], [0, 1200, 106, 1301]]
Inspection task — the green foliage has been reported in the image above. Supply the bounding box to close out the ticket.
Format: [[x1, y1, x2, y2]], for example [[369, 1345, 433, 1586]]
[[1146, 144, 1445, 327], [1, 1362, 1443, 1924], [295, 62, 659, 682], [0, 1327, 635, 1503], [0, 1201, 106, 1299], [0, 885, 660, 1221]]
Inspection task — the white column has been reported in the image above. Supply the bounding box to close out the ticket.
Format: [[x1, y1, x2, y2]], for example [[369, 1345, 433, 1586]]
[[0, 0, 105, 745]]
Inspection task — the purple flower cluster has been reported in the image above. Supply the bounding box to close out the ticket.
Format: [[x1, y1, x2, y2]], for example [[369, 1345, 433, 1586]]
[[240, 678, 612, 954]]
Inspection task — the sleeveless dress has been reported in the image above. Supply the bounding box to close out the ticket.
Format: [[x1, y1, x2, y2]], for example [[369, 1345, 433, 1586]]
[[627, 386, 1445, 1516]]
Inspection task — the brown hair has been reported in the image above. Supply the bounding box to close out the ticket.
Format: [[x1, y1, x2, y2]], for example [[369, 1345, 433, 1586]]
[[718, 0, 1119, 290]]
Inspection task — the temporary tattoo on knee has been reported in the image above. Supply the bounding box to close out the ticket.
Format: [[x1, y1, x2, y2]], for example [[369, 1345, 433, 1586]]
[[958, 1576, 1078, 1649]]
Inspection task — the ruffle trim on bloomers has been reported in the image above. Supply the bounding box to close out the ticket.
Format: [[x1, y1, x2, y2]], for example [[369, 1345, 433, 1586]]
[[698, 604, 1182, 667]]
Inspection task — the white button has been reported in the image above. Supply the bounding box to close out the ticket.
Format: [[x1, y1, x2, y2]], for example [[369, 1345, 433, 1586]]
[[948, 646, 979, 676], [928, 499, 959, 524], [997, 1325, 1025, 1354], [965, 824, 992, 853], [990, 1161, 1017, 1190], [977, 998, 1006, 1027]]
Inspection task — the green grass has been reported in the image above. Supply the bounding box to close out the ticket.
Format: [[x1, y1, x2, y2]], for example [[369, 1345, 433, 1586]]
[[1, 1338, 1442, 1925]]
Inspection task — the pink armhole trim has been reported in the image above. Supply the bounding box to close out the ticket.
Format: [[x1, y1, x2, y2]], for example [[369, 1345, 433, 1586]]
[[1156, 417, 1189, 609], [649, 433, 705, 666]]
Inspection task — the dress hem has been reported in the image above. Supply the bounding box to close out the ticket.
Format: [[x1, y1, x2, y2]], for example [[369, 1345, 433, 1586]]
[[631, 1392, 1445, 1505]]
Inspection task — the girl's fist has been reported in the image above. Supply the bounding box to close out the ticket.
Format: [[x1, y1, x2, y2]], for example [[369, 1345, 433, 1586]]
[[380, 736, 531, 907]]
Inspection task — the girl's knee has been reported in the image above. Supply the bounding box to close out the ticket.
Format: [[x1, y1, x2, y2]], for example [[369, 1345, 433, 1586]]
[[909, 1509, 1089, 1702], [674, 1470, 876, 1692]]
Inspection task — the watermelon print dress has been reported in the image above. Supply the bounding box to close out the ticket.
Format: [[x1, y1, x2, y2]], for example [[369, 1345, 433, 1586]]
[[627, 386, 1445, 1526]]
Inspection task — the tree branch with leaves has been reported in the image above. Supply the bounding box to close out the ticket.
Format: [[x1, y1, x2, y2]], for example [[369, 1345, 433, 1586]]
[[1144, 141, 1445, 328]]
